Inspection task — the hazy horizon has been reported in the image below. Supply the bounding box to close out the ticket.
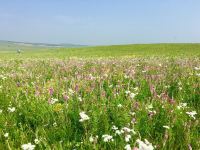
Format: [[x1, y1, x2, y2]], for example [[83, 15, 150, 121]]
[[1, 0, 200, 45]]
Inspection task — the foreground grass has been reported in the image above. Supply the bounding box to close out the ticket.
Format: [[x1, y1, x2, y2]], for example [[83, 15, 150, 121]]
[[0, 44, 199, 149]]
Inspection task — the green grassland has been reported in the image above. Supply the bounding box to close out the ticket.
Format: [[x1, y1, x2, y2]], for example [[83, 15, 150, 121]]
[[0, 43, 199, 149], [1, 43, 200, 59]]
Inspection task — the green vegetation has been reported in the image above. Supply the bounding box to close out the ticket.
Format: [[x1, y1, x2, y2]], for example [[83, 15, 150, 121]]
[[1, 43, 200, 59], [0, 43, 199, 149]]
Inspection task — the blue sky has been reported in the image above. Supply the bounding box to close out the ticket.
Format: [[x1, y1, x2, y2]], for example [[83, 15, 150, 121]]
[[0, 0, 200, 45]]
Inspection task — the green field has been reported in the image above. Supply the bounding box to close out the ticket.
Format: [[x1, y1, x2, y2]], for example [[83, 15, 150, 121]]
[[0, 43, 199, 149], [1, 43, 200, 59]]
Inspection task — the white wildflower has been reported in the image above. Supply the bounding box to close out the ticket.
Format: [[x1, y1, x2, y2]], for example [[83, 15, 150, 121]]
[[136, 139, 154, 150], [177, 103, 187, 110], [78, 97, 82, 102], [122, 127, 136, 134], [89, 74, 96, 80], [147, 104, 153, 109], [134, 87, 139, 91], [130, 93, 136, 99], [0, 75, 7, 80], [89, 135, 98, 143], [50, 98, 58, 104], [89, 136, 94, 142], [124, 75, 129, 79], [125, 134, 131, 142], [117, 104, 123, 108], [130, 112, 136, 116], [125, 144, 132, 150], [68, 89, 74, 95], [8, 107, 15, 113], [194, 67, 200, 71], [21, 143, 35, 150], [125, 90, 131, 94], [112, 125, 118, 130], [186, 111, 197, 119], [103, 74, 108, 78], [149, 110, 156, 114], [34, 139, 40, 144], [79, 111, 90, 122], [115, 130, 122, 135], [102, 134, 114, 142], [4, 133, 9, 138], [53, 122, 57, 127]]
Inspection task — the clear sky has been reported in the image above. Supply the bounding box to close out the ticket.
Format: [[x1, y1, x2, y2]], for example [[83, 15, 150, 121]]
[[0, 0, 200, 45]]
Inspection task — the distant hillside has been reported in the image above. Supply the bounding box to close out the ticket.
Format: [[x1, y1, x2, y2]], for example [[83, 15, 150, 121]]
[[0, 40, 87, 51]]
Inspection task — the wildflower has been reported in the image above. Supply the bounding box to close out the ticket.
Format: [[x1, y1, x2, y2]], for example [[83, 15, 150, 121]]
[[194, 67, 200, 71], [49, 88, 54, 95], [134, 87, 139, 91], [8, 107, 15, 112], [21, 143, 35, 150], [163, 126, 170, 129], [130, 93, 136, 99], [103, 74, 108, 78], [130, 112, 136, 116], [122, 127, 136, 134], [49, 98, 58, 105], [147, 104, 153, 109], [89, 136, 94, 142], [89, 74, 95, 80], [53, 122, 57, 127], [148, 110, 156, 118], [68, 89, 74, 95], [34, 139, 40, 144], [0, 75, 7, 80], [4, 133, 9, 138], [78, 97, 82, 102], [102, 134, 114, 142], [186, 111, 197, 119], [53, 103, 63, 112], [89, 135, 98, 143], [79, 111, 90, 122], [177, 103, 187, 110], [136, 139, 154, 150], [115, 130, 122, 135], [124, 75, 129, 79], [125, 90, 131, 94], [125, 144, 132, 150], [131, 118, 136, 124], [63, 94, 69, 101], [117, 104, 123, 108], [112, 125, 118, 130], [125, 134, 131, 142]]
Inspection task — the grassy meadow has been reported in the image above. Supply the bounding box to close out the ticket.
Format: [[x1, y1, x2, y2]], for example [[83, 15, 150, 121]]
[[0, 43, 199, 149]]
